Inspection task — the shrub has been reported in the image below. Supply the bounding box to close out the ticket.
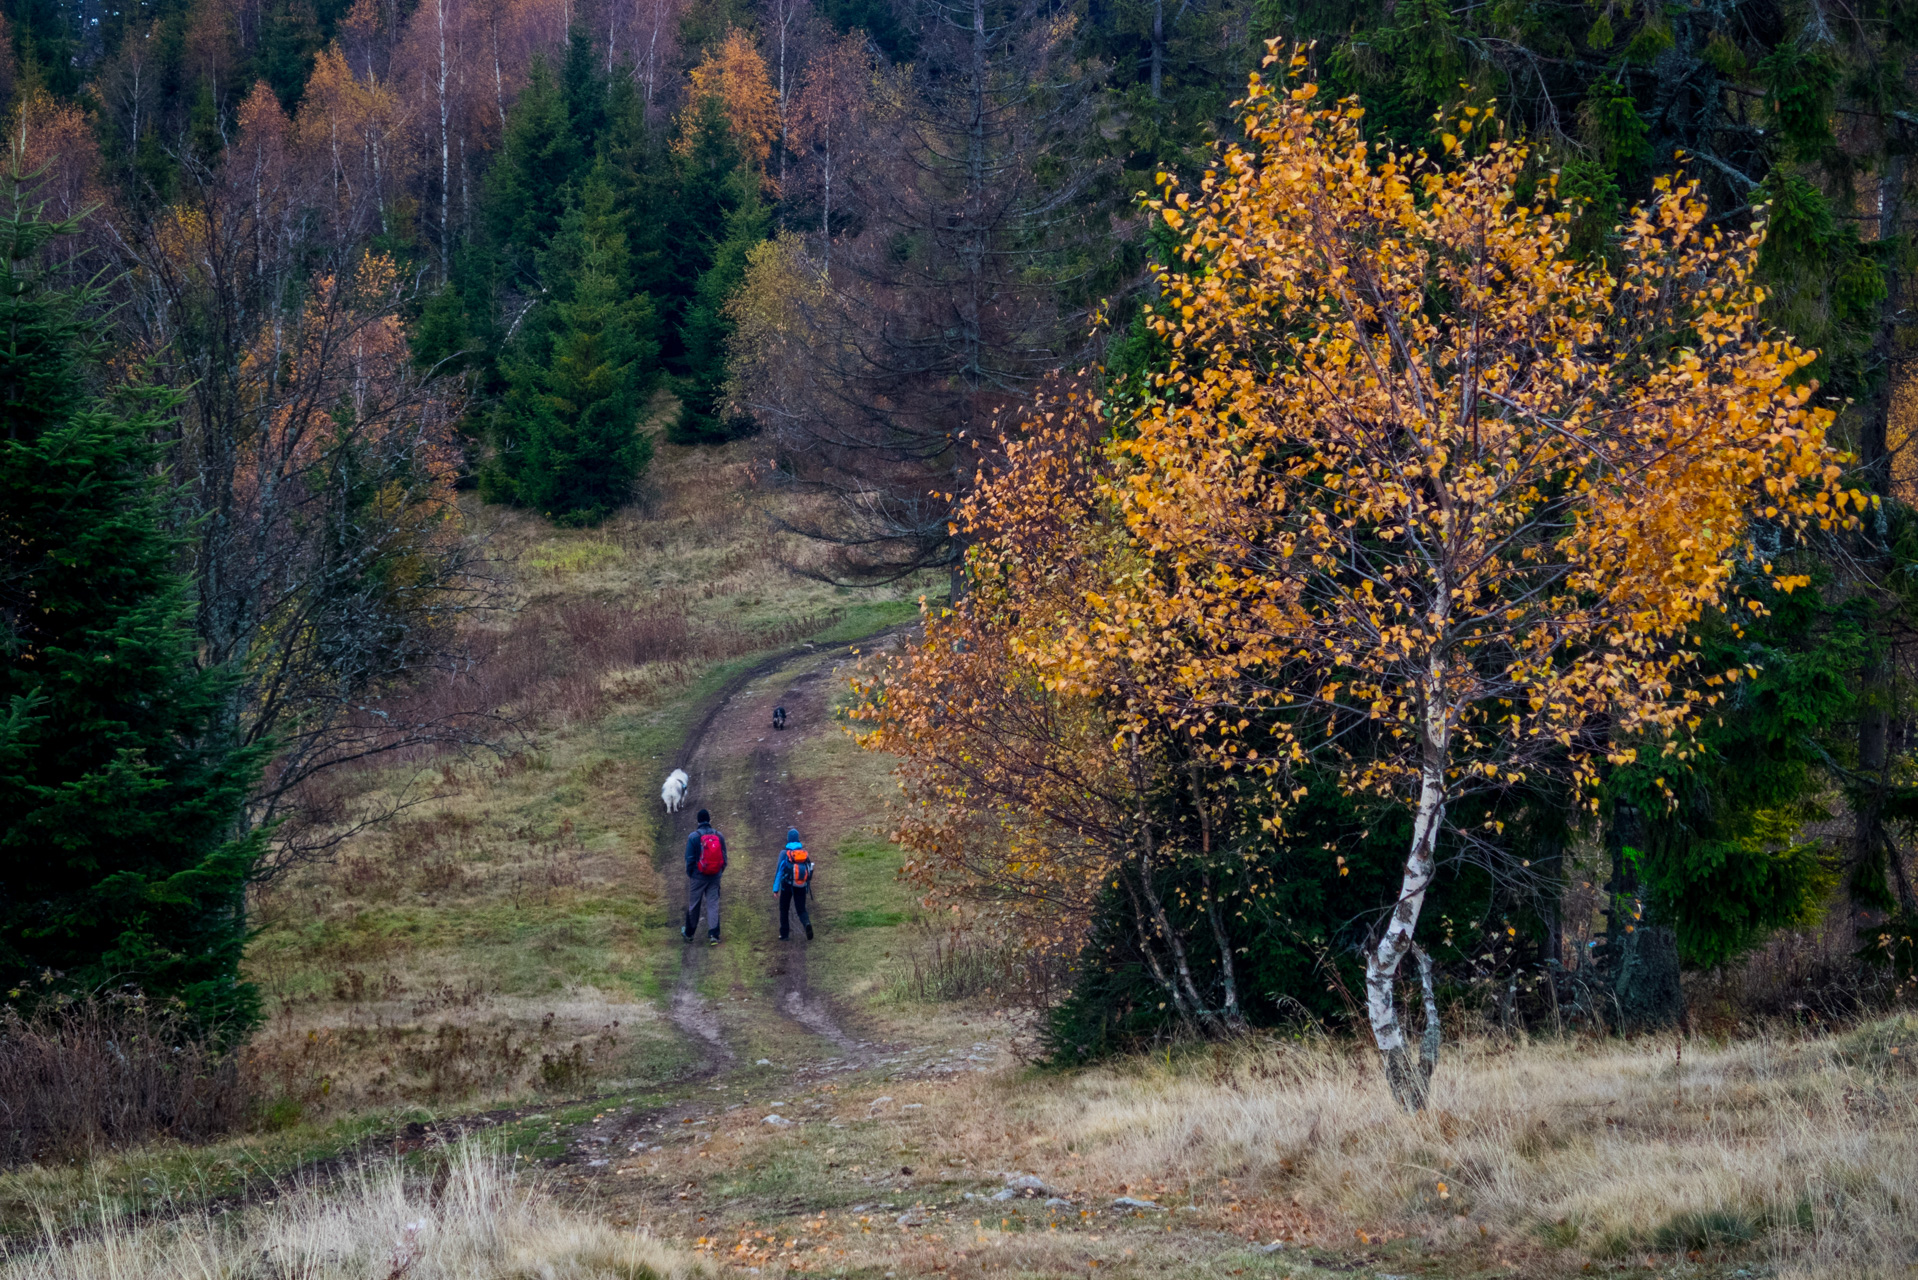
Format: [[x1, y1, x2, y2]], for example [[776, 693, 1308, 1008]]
[[0, 995, 248, 1166]]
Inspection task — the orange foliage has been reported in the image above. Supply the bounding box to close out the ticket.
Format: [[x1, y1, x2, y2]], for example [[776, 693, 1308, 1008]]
[[6, 90, 107, 227], [299, 44, 416, 238], [849, 408, 1135, 987], [240, 253, 457, 493], [339, 0, 383, 77], [863, 53, 1864, 1105], [230, 250, 464, 602], [681, 29, 778, 168], [234, 79, 295, 181]]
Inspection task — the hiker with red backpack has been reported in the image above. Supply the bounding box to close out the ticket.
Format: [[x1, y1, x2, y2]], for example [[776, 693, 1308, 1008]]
[[772, 827, 814, 941], [682, 809, 727, 944]]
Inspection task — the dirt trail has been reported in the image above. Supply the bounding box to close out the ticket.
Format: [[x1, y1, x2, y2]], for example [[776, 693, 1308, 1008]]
[[658, 637, 894, 1070], [210, 634, 910, 1205]]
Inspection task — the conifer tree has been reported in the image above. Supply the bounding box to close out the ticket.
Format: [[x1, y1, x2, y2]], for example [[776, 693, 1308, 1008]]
[[560, 25, 607, 155], [677, 173, 769, 443], [656, 94, 751, 313], [439, 43, 611, 455], [483, 58, 585, 265], [0, 182, 265, 1029], [488, 171, 659, 524], [648, 92, 768, 443]]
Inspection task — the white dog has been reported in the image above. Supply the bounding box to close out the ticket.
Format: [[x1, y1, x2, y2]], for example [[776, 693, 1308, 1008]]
[[661, 768, 690, 813]]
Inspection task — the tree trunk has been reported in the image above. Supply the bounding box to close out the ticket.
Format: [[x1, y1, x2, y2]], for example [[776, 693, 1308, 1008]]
[[1118, 862, 1198, 1034], [1129, 739, 1221, 1033], [434, 0, 451, 281], [1364, 686, 1448, 1111], [962, 0, 987, 389], [1413, 945, 1440, 1079], [1886, 831, 1918, 919], [820, 142, 833, 266], [1853, 152, 1906, 930], [642, 0, 665, 123], [1601, 803, 1683, 1031], [1189, 764, 1244, 1032], [1150, 0, 1163, 101], [491, 22, 506, 130], [776, 0, 791, 194], [1200, 870, 1244, 1032], [1135, 818, 1219, 1032], [1855, 649, 1891, 931]]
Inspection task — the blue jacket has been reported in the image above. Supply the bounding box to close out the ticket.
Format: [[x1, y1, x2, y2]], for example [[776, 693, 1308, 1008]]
[[773, 843, 813, 892], [684, 823, 727, 876]]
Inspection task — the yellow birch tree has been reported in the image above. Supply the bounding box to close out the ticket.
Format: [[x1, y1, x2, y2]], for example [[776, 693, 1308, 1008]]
[[867, 50, 1866, 1110]]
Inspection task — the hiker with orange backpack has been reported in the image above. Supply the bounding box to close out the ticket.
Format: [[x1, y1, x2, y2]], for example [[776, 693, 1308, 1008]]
[[772, 827, 814, 941], [682, 809, 727, 944]]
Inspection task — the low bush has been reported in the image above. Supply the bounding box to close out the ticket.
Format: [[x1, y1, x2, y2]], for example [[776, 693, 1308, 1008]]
[[0, 996, 248, 1166]]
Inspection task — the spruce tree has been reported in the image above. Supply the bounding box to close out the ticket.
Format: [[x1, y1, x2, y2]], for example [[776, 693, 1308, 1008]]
[[490, 172, 659, 524], [676, 175, 769, 443], [652, 94, 768, 443], [483, 58, 585, 265], [0, 184, 265, 1030], [560, 26, 607, 156], [260, 0, 323, 108]]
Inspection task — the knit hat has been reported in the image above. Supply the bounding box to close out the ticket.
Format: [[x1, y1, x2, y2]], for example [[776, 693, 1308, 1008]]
[[786, 827, 802, 845], [696, 809, 710, 823]]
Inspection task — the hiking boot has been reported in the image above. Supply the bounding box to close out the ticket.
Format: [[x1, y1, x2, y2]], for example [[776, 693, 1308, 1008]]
[[682, 910, 694, 941], [707, 932, 721, 946], [804, 923, 814, 940], [779, 932, 790, 941]]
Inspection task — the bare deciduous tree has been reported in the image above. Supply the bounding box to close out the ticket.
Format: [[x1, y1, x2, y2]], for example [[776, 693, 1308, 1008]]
[[101, 87, 496, 868], [731, 0, 1106, 587]]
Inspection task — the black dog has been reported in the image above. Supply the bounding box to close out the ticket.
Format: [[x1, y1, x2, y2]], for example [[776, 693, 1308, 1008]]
[[772, 705, 788, 730]]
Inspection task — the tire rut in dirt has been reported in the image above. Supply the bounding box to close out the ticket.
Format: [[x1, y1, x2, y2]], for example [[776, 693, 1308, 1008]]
[[745, 671, 872, 1060], [740, 662, 875, 1059]]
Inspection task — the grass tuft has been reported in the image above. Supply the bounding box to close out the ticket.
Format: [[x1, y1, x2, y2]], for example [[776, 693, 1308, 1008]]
[[0, 1139, 707, 1280], [1652, 1207, 1757, 1251]]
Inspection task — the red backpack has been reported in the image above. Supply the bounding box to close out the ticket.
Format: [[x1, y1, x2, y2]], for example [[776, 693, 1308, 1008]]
[[696, 830, 726, 875]]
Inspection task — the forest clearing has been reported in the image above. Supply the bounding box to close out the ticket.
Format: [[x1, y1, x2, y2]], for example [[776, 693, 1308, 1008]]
[[4, 0, 1918, 1274]]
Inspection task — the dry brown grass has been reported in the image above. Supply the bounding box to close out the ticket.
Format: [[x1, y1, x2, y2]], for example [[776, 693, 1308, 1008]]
[[1028, 1023, 1918, 1274], [0, 1139, 707, 1280], [606, 1017, 1918, 1277]]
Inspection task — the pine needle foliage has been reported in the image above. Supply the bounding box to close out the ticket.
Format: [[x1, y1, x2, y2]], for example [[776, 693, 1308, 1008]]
[[0, 174, 265, 1030]]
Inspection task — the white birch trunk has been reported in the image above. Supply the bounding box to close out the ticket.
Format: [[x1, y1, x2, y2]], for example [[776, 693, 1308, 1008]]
[[820, 142, 833, 266], [433, 0, 451, 280], [638, 0, 668, 125], [1365, 667, 1449, 1111]]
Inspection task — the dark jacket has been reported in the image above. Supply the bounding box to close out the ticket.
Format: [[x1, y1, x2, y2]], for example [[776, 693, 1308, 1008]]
[[684, 823, 727, 876]]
